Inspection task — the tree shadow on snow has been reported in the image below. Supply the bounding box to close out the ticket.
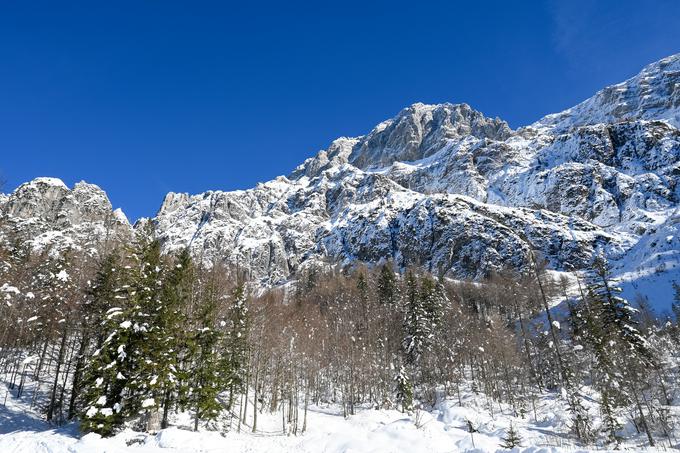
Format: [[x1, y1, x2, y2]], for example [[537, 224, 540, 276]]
[[0, 404, 48, 434]]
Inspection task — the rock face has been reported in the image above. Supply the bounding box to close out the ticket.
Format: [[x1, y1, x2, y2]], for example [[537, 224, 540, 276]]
[[153, 53, 680, 291], [0, 178, 131, 254], [3, 54, 679, 301]]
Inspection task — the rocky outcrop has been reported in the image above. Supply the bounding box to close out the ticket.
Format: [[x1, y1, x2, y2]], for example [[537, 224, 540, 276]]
[[153, 53, 680, 289], [0, 178, 131, 254]]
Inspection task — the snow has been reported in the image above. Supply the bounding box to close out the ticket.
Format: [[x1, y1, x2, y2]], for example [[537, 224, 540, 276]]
[[23, 177, 69, 190], [113, 208, 131, 226], [0, 284, 20, 295], [0, 379, 672, 453]]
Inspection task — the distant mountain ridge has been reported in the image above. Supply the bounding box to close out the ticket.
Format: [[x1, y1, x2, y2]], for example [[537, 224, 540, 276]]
[[2, 53, 679, 307]]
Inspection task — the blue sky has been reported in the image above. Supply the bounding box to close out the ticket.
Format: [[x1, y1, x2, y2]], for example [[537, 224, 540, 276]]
[[1, 1, 679, 221]]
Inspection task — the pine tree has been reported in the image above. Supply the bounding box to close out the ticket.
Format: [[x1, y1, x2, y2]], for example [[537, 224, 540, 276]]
[[376, 263, 397, 307], [221, 283, 250, 406], [585, 255, 655, 446], [420, 276, 446, 333], [672, 281, 680, 321], [80, 305, 132, 436], [157, 248, 194, 428], [394, 366, 413, 413], [81, 229, 167, 435], [125, 232, 166, 428], [190, 275, 224, 431], [499, 422, 523, 449], [69, 252, 121, 420], [402, 271, 430, 365], [182, 263, 241, 431]]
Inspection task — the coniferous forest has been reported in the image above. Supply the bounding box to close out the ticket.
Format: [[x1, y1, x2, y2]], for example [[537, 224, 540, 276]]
[[1, 224, 679, 449]]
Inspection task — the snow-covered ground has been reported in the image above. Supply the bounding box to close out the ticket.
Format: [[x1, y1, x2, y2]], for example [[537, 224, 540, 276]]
[[1, 377, 675, 453]]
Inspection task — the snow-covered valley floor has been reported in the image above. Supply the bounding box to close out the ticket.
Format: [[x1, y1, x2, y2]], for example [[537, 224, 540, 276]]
[[0, 378, 676, 453]]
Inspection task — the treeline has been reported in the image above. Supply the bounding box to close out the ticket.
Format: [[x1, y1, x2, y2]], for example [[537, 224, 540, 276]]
[[0, 227, 679, 448]]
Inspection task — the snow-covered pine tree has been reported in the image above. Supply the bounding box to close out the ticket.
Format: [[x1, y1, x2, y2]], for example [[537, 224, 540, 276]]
[[585, 254, 656, 446], [499, 422, 522, 449], [81, 228, 167, 435], [221, 282, 249, 409], [419, 276, 446, 335], [190, 284, 226, 431], [69, 252, 121, 420], [374, 262, 401, 401], [402, 271, 430, 366], [189, 270, 224, 431], [126, 231, 167, 430], [157, 248, 195, 429], [394, 366, 413, 413], [79, 255, 134, 436]]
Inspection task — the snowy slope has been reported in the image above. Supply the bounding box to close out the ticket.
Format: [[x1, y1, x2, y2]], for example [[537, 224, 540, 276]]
[[0, 378, 671, 453]]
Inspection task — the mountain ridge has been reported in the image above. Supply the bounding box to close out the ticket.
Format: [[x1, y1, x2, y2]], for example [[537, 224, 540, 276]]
[[2, 53, 679, 307]]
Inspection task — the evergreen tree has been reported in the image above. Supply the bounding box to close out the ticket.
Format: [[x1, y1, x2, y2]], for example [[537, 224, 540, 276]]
[[672, 281, 680, 321], [80, 305, 132, 436], [157, 248, 195, 428], [190, 272, 224, 431], [69, 252, 121, 420], [585, 255, 655, 446], [402, 271, 430, 365], [394, 366, 413, 413], [376, 263, 397, 307], [499, 422, 523, 449], [125, 232, 166, 427], [81, 229, 167, 435], [221, 283, 250, 401], [419, 276, 446, 334]]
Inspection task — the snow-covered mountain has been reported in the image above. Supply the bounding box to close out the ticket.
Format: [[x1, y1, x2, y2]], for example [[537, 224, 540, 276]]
[[0, 177, 131, 254], [3, 53, 679, 305]]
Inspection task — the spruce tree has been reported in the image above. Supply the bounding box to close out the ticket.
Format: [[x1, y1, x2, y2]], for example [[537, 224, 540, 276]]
[[402, 271, 430, 365], [69, 252, 121, 420], [394, 366, 413, 413], [672, 282, 680, 321], [81, 229, 167, 435], [221, 283, 250, 405], [80, 305, 132, 436], [157, 248, 194, 428], [79, 254, 138, 439], [186, 263, 234, 431], [125, 231, 166, 427], [585, 255, 655, 446], [499, 422, 523, 449], [376, 263, 397, 307], [190, 281, 223, 431]]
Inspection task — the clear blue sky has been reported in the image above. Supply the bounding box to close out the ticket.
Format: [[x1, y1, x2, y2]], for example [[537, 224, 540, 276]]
[[1, 1, 679, 221]]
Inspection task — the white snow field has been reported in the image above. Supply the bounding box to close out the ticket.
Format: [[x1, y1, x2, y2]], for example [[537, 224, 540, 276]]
[[1, 378, 676, 453]]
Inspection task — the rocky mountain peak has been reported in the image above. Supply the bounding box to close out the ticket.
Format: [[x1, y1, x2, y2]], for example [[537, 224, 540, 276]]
[[348, 102, 512, 170], [4, 177, 70, 220], [1, 177, 131, 253], [537, 52, 680, 131]]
